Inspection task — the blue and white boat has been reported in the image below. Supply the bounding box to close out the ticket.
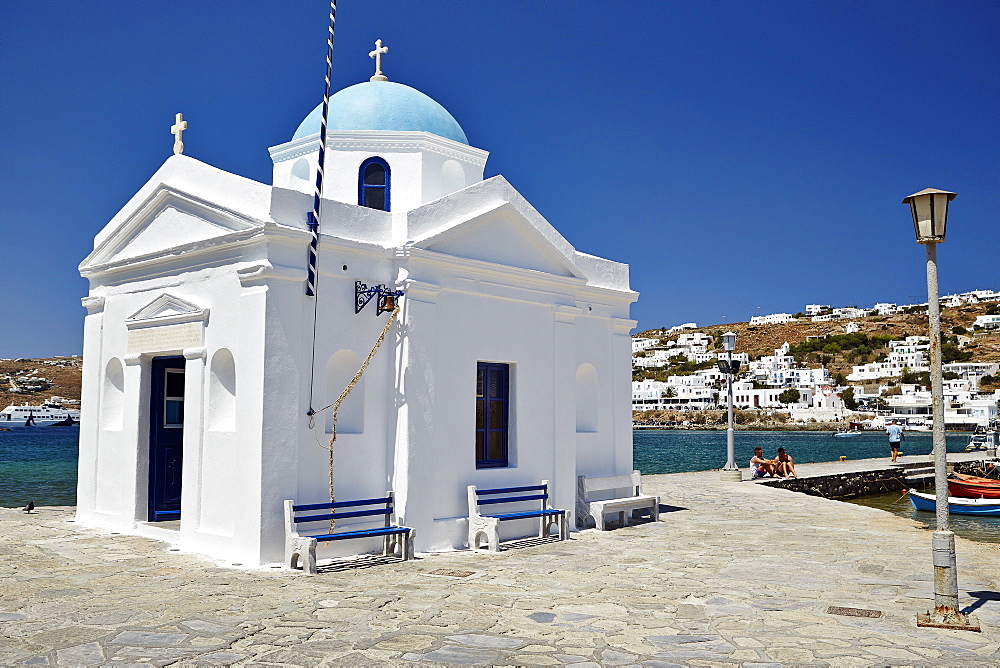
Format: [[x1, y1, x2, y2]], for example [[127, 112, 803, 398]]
[[0, 402, 80, 427], [908, 489, 1000, 516]]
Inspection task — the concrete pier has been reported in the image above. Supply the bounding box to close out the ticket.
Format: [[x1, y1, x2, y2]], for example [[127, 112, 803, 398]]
[[2, 461, 998, 666]]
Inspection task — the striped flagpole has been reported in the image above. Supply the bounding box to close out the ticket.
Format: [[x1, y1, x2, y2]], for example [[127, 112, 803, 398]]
[[305, 0, 337, 297]]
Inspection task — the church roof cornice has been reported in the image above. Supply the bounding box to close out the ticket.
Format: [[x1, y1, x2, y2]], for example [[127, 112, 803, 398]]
[[269, 131, 489, 165], [80, 225, 267, 283], [81, 183, 269, 275], [397, 247, 636, 308]]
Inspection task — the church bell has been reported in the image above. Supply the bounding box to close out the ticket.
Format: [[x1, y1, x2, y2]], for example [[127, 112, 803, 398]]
[[378, 293, 397, 313]]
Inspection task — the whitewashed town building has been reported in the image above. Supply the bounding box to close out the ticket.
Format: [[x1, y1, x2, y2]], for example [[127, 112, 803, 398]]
[[748, 313, 796, 325], [847, 336, 931, 382]]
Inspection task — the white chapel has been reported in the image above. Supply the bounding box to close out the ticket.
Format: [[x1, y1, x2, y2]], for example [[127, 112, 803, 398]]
[[76, 46, 638, 566]]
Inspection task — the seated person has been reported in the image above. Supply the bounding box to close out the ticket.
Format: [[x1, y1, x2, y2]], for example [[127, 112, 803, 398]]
[[750, 447, 780, 479], [774, 447, 796, 478]]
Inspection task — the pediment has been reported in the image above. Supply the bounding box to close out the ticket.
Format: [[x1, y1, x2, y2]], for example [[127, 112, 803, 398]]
[[414, 202, 583, 279], [126, 293, 207, 329], [83, 186, 262, 268]]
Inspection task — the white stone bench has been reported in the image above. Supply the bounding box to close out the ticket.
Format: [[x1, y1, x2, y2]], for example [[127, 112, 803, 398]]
[[577, 470, 659, 530]]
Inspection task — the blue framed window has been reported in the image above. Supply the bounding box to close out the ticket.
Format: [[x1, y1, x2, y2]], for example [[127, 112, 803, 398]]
[[476, 362, 509, 468], [358, 157, 390, 211]]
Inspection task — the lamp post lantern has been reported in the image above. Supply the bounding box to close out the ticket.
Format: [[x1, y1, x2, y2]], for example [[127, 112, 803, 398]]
[[719, 331, 742, 482], [904, 188, 979, 631]]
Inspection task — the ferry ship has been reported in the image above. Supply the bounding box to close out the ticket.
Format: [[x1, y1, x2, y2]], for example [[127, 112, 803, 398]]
[[0, 401, 81, 427]]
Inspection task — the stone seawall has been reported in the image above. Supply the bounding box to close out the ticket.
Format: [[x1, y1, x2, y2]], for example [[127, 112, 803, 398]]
[[760, 459, 996, 500]]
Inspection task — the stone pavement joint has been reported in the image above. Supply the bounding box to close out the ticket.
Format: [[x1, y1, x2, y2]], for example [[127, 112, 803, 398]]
[[1, 462, 998, 665]]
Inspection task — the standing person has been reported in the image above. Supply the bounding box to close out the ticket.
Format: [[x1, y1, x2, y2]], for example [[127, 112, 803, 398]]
[[886, 420, 904, 462], [775, 447, 796, 478], [750, 447, 780, 479]]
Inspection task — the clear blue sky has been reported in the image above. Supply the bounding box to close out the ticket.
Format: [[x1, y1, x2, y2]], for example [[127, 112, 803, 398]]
[[2, 1, 997, 357]]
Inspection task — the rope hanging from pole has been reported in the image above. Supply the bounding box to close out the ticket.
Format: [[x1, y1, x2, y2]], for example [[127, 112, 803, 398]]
[[311, 306, 399, 531]]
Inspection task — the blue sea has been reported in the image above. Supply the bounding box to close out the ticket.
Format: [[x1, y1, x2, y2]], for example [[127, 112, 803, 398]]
[[0, 426, 975, 508], [633, 428, 972, 475], [3, 426, 996, 542], [0, 426, 79, 508]]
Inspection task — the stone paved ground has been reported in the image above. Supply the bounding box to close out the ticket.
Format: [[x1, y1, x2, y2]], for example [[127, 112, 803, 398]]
[[2, 464, 999, 666]]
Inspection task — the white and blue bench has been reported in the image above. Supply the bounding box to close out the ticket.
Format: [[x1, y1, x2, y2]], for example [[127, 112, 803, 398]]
[[284, 492, 414, 574], [467, 480, 568, 552]]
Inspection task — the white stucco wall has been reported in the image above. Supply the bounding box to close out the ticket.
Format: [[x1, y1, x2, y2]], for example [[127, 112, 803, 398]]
[[269, 131, 488, 213]]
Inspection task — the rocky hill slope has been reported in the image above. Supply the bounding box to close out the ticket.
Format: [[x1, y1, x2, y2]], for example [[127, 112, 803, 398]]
[[636, 302, 1000, 382], [0, 357, 83, 407]]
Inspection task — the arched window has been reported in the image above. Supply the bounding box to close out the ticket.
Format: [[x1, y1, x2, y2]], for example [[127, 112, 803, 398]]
[[358, 157, 390, 211]]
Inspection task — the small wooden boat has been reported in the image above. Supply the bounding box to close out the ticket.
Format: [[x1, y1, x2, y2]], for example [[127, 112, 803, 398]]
[[950, 472, 1000, 485], [948, 479, 1000, 499], [907, 489, 1000, 516], [947, 472, 1000, 499]]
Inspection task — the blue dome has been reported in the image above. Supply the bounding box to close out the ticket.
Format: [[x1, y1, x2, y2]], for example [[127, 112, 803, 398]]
[[291, 81, 469, 145]]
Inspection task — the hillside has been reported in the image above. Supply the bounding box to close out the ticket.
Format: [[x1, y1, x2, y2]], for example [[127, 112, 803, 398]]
[[636, 302, 1000, 381], [0, 357, 83, 407]]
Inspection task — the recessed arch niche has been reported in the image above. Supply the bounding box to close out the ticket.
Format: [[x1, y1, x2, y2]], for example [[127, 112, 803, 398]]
[[208, 348, 237, 432], [575, 363, 599, 433], [325, 350, 364, 434], [291, 157, 311, 182], [101, 357, 125, 430], [440, 159, 466, 195]]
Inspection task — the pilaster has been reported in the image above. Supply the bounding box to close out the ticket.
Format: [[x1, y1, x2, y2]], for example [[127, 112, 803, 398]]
[[180, 347, 207, 540], [552, 305, 581, 527], [121, 354, 146, 521], [76, 295, 106, 520], [611, 318, 638, 474], [392, 280, 439, 549]]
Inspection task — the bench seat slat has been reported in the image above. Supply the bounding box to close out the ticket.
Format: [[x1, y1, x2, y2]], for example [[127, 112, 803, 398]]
[[485, 509, 565, 521], [294, 508, 392, 523], [476, 485, 546, 495], [293, 497, 391, 512], [477, 493, 547, 506], [590, 495, 656, 505], [304, 526, 411, 542]]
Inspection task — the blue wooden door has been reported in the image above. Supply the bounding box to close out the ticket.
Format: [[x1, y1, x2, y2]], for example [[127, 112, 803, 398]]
[[149, 357, 185, 521]]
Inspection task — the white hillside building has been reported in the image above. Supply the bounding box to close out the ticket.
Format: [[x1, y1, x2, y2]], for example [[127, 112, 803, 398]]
[[848, 336, 930, 381], [731, 380, 811, 410], [974, 314, 1000, 329], [943, 362, 1000, 390], [676, 332, 712, 348], [76, 59, 637, 566], [749, 313, 796, 325], [872, 303, 899, 315], [748, 343, 796, 385], [632, 337, 659, 354], [631, 378, 717, 411]]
